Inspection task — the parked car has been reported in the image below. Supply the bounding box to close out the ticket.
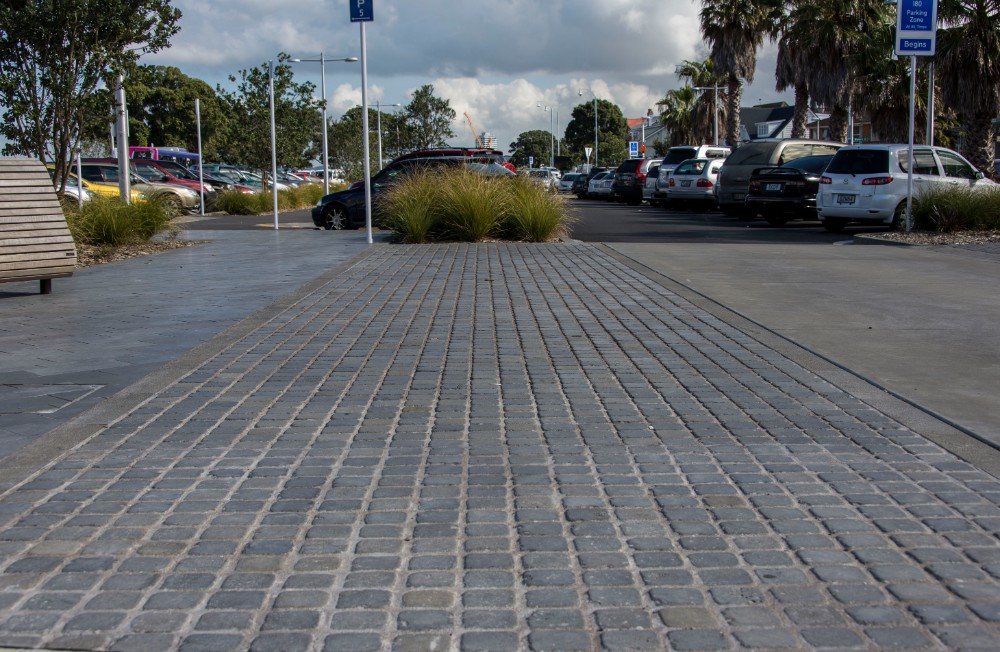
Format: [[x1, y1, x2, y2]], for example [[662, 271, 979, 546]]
[[588, 171, 614, 200], [745, 154, 835, 225], [78, 162, 200, 213], [526, 169, 558, 190], [311, 156, 513, 230], [612, 157, 661, 205], [643, 164, 661, 205], [716, 140, 844, 216], [816, 144, 996, 232], [654, 145, 730, 206], [559, 172, 583, 193], [665, 158, 725, 212], [126, 158, 213, 195]]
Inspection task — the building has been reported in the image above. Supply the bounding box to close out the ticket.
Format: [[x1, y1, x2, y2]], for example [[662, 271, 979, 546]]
[[479, 132, 497, 149]]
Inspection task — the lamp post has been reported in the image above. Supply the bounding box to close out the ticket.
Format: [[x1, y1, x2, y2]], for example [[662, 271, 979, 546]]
[[374, 100, 402, 170], [692, 84, 720, 146], [578, 89, 598, 168], [268, 59, 278, 229], [290, 54, 358, 195], [537, 104, 554, 168]]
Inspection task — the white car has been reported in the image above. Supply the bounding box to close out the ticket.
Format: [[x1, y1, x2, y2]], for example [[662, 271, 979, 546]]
[[526, 169, 558, 190], [588, 171, 615, 199], [816, 144, 996, 232], [665, 158, 725, 212], [558, 172, 583, 193]]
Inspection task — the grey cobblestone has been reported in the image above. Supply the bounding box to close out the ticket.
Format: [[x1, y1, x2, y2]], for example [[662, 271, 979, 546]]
[[0, 242, 999, 649]]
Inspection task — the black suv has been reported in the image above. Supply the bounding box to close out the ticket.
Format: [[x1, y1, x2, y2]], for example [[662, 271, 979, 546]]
[[612, 157, 660, 205], [311, 156, 512, 230]]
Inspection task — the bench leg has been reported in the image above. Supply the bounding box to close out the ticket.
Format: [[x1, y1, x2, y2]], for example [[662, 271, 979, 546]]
[[40, 279, 52, 294]]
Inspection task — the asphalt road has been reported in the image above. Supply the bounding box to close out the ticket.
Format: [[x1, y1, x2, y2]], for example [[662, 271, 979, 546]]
[[564, 195, 892, 243]]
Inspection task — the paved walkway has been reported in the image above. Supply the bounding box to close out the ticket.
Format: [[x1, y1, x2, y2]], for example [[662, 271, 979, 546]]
[[0, 238, 999, 651]]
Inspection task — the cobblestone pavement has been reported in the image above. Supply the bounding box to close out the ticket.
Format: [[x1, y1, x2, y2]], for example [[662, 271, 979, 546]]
[[0, 242, 999, 651]]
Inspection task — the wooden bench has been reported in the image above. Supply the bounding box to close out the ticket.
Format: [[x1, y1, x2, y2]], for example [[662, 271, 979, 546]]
[[0, 158, 77, 294]]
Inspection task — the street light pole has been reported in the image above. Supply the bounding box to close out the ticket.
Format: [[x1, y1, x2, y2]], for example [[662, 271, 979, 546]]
[[290, 54, 358, 195], [579, 89, 599, 168], [693, 85, 720, 146], [538, 104, 554, 168], [268, 59, 278, 229], [374, 100, 402, 170]]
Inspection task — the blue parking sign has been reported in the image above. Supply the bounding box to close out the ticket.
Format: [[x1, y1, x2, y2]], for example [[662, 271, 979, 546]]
[[628, 141, 639, 158], [350, 0, 373, 22], [895, 0, 937, 56]]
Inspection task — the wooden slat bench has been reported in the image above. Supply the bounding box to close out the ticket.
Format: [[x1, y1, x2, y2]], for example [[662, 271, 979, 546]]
[[0, 158, 77, 294]]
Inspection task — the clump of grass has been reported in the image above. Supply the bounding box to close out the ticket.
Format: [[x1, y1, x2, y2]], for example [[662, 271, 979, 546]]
[[65, 194, 174, 246], [381, 165, 573, 243], [381, 168, 441, 243], [501, 176, 574, 242], [912, 185, 1000, 232], [215, 182, 334, 215], [436, 167, 508, 241]]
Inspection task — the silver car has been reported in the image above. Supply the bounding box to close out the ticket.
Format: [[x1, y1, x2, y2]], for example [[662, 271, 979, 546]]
[[665, 158, 725, 212]]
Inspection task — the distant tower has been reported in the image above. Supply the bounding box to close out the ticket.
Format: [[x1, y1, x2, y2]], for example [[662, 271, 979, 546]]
[[480, 132, 497, 149]]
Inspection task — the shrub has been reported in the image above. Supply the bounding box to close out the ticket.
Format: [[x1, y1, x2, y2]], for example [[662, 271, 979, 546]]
[[912, 186, 1000, 232], [215, 182, 334, 215], [380, 168, 440, 243], [65, 194, 174, 246], [381, 166, 572, 243], [501, 176, 574, 242], [436, 167, 508, 241]]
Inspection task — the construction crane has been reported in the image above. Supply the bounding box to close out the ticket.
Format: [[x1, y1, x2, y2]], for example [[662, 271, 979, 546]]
[[463, 112, 485, 148]]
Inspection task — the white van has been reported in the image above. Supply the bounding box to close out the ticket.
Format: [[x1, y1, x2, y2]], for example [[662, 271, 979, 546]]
[[816, 144, 995, 232], [653, 145, 730, 206]]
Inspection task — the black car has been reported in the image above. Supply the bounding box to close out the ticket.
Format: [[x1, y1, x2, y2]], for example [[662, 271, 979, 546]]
[[745, 154, 835, 225], [572, 167, 608, 198], [310, 156, 512, 230], [612, 157, 660, 205]]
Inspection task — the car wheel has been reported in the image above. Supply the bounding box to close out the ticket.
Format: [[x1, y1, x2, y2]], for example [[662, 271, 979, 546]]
[[323, 205, 348, 230], [765, 215, 789, 226], [162, 195, 183, 216], [822, 218, 847, 233], [890, 202, 907, 231]]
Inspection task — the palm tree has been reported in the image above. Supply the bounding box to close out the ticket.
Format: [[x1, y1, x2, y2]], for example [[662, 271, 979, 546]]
[[774, 1, 810, 138], [700, 0, 782, 148], [935, 0, 1000, 174], [675, 59, 729, 145], [778, 0, 891, 143], [658, 87, 699, 146]]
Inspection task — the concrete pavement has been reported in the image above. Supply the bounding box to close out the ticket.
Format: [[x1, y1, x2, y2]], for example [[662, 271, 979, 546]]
[[0, 230, 998, 650]]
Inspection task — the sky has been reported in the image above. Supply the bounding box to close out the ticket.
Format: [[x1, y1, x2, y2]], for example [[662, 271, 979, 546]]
[[142, 0, 787, 152]]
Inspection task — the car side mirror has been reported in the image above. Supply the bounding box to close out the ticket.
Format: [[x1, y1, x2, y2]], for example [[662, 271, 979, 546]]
[[976, 170, 984, 180]]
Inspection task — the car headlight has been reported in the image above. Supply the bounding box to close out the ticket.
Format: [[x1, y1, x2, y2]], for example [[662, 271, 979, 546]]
[[202, 183, 215, 192], [178, 187, 197, 198]]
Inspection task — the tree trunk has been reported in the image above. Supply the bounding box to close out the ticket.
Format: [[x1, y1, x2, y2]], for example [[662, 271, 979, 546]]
[[791, 83, 808, 139], [828, 104, 849, 143], [726, 73, 742, 149], [962, 111, 996, 175]]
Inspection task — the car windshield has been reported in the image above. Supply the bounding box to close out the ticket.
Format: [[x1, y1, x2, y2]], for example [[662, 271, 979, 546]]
[[826, 150, 889, 174], [723, 142, 774, 166], [675, 160, 706, 175], [782, 155, 834, 174], [663, 148, 697, 165], [153, 160, 198, 179]]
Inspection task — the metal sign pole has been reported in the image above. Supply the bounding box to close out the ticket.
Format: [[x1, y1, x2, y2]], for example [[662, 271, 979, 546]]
[[906, 56, 916, 233], [360, 22, 372, 244], [268, 60, 279, 230], [195, 98, 204, 216]]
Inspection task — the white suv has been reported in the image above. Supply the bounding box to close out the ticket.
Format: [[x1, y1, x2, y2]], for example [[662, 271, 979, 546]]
[[816, 144, 995, 232]]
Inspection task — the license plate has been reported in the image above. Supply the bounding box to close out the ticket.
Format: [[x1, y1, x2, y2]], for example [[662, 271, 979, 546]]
[[837, 194, 856, 204], [732, 193, 745, 201], [765, 183, 783, 192], [681, 180, 692, 188]]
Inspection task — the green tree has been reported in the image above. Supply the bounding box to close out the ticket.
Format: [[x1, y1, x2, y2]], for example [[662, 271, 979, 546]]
[[123, 65, 228, 160], [673, 59, 729, 145], [216, 55, 319, 179], [327, 105, 383, 182], [777, 0, 891, 143], [563, 99, 629, 167], [700, 0, 781, 147], [936, 0, 1000, 173], [508, 130, 552, 168], [658, 86, 699, 146], [402, 84, 455, 149], [0, 0, 181, 193]]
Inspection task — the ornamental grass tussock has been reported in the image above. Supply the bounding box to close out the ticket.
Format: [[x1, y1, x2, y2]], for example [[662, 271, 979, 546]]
[[381, 166, 574, 243]]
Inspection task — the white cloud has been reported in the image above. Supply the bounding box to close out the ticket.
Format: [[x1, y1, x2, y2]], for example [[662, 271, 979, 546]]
[[144, 0, 790, 153]]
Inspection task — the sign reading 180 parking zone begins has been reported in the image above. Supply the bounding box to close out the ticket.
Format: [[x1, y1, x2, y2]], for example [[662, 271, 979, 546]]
[[895, 0, 938, 56]]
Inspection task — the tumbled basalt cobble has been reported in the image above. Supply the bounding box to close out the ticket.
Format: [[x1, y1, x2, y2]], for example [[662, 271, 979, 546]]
[[0, 242, 997, 651]]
